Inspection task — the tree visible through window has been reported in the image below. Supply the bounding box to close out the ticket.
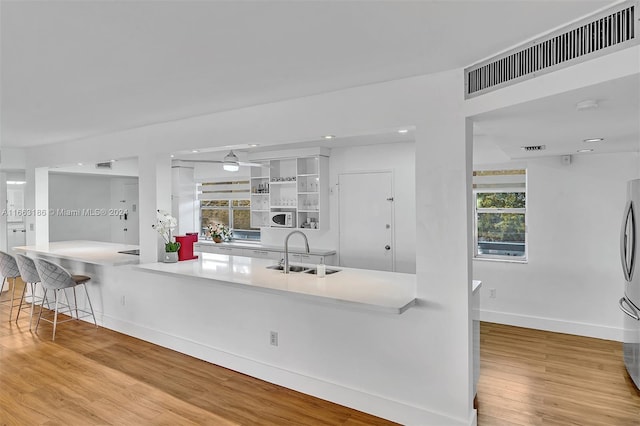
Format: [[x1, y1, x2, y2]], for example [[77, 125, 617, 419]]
[[473, 170, 527, 260]]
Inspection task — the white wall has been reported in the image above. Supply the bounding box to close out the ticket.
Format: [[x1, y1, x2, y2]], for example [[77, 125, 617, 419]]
[[49, 173, 138, 243], [330, 141, 416, 273], [474, 151, 640, 340]]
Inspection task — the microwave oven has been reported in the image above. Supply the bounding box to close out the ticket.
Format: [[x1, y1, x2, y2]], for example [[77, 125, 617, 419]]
[[270, 211, 294, 227]]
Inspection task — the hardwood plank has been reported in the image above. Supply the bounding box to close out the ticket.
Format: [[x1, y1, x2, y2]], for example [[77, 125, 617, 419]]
[[478, 322, 640, 425], [0, 305, 397, 425]]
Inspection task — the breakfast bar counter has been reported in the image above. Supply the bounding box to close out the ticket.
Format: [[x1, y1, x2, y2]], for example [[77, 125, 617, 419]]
[[13, 240, 140, 266], [137, 252, 417, 314]]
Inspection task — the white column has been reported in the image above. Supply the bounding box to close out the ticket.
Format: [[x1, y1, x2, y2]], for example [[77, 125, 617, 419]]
[[24, 167, 49, 246], [171, 165, 198, 235], [138, 153, 172, 263], [34, 167, 49, 245], [0, 172, 7, 251], [414, 70, 475, 423]]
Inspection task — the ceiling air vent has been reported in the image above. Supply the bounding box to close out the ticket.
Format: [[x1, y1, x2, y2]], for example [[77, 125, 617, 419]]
[[521, 145, 546, 152], [95, 162, 112, 170], [465, 0, 638, 98]]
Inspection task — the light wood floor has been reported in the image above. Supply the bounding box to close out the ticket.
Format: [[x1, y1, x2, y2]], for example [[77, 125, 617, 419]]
[[478, 322, 640, 426], [0, 281, 396, 425], [3, 282, 640, 425]]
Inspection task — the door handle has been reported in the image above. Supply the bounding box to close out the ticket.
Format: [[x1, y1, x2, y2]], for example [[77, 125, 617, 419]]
[[619, 297, 640, 321], [621, 201, 636, 282], [385, 245, 391, 251]]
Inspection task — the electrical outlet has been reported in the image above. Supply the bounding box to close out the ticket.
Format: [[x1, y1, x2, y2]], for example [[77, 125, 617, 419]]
[[489, 288, 496, 299], [270, 331, 278, 346]]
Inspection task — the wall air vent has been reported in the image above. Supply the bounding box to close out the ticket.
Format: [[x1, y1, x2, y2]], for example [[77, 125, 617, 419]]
[[465, 1, 638, 98], [95, 162, 113, 169], [521, 145, 546, 152]]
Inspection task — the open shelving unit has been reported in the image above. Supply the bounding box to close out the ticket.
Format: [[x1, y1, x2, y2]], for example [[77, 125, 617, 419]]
[[249, 153, 329, 230]]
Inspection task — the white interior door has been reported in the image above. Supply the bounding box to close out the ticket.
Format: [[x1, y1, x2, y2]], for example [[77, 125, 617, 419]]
[[338, 172, 394, 271]]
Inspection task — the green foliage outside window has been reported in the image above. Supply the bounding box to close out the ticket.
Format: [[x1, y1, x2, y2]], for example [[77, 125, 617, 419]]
[[476, 192, 525, 243], [477, 192, 525, 209]]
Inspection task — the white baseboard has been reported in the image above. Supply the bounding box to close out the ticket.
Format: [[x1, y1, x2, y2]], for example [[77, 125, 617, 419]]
[[468, 409, 478, 426], [100, 314, 467, 426], [480, 309, 623, 342]]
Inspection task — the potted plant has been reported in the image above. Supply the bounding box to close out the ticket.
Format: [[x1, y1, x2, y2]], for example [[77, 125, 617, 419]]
[[152, 210, 180, 262], [207, 222, 232, 243]]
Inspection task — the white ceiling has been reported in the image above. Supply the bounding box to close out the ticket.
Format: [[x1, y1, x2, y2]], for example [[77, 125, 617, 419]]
[[473, 74, 640, 161], [0, 0, 614, 149]]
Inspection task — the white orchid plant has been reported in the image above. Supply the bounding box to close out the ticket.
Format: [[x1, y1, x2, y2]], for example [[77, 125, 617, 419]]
[[152, 210, 180, 252]]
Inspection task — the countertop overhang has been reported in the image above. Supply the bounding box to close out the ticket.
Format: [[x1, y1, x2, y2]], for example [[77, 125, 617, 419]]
[[13, 240, 141, 266], [137, 253, 416, 314]]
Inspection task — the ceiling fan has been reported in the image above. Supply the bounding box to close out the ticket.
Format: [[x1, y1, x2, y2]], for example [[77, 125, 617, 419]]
[[177, 150, 266, 172]]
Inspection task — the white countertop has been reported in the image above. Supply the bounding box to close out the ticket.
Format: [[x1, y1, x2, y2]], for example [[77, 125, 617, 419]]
[[137, 253, 416, 314], [13, 240, 140, 266], [195, 240, 337, 256]]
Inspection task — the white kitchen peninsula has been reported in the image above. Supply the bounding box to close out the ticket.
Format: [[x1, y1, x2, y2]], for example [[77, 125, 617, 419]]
[[7, 241, 440, 423], [13, 240, 140, 266], [137, 252, 416, 314]]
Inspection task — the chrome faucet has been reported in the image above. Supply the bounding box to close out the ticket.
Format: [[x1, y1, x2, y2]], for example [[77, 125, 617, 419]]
[[284, 230, 310, 274]]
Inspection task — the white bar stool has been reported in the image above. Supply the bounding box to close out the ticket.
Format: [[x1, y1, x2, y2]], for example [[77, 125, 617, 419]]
[[15, 254, 50, 330], [0, 250, 22, 320], [33, 258, 97, 340]]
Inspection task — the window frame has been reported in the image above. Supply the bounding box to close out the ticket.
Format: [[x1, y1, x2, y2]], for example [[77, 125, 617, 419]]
[[472, 185, 528, 263], [200, 199, 259, 241]]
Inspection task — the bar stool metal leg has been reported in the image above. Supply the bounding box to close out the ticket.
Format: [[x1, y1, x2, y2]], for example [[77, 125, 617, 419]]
[[29, 283, 35, 330], [73, 287, 79, 320], [35, 288, 47, 333], [15, 281, 28, 323], [52, 289, 60, 341], [8, 277, 17, 320], [83, 284, 97, 327]]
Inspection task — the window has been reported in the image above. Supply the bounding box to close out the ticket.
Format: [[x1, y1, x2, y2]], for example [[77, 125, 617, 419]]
[[199, 180, 259, 241], [473, 170, 527, 261]]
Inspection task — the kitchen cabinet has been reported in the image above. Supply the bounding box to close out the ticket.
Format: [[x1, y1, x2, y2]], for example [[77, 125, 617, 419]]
[[249, 154, 329, 230], [244, 248, 282, 261], [194, 242, 336, 265], [195, 244, 245, 256]]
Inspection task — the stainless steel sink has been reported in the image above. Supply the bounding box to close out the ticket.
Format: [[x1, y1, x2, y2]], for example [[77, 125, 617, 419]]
[[267, 264, 340, 274], [266, 264, 309, 273], [304, 268, 340, 275]]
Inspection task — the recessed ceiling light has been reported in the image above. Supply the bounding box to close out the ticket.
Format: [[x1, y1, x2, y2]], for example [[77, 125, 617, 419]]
[[191, 150, 199, 153], [77, 163, 83, 166], [577, 149, 594, 153], [576, 99, 599, 111], [170, 154, 175, 158], [398, 129, 409, 134], [583, 138, 604, 143], [249, 144, 259, 147], [323, 135, 335, 140]]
